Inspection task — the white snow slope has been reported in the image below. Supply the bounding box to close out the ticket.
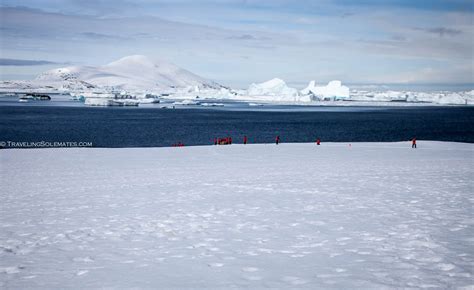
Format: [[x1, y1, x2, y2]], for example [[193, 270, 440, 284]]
[[0, 142, 473, 288], [35, 55, 221, 91]]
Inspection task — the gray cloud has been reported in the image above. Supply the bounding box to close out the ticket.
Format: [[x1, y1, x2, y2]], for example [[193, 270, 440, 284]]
[[390, 34, 407, 41], [229, 34, 258, 40], [227, 34, 270, 41], [80, 32, 129, 40], [415, 27, 462, 37], [341, 12, 355, 18], [0, 58, 61, 66]]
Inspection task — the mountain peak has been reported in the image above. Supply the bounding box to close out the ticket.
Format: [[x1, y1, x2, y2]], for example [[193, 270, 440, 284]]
[[35, 55, 221, 91], [106, 55, 158, 67]]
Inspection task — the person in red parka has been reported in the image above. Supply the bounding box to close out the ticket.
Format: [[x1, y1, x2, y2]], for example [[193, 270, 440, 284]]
[[316, 138, 321, 145], [412, 137, 417, 149], [243, 135, 247, 145], [275, 135, 280, 145]]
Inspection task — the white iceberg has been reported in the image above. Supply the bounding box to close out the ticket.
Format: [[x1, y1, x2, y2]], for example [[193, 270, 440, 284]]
[[235, 78, 310, 102], [301, 80, 350, 100], [84, 98, 122, 106], [170, 86, 234, 100], [247, 78, 298, 97], [173, 99, 201, 105], [349, 89, 474, 105], [201, 102, 224, 107]]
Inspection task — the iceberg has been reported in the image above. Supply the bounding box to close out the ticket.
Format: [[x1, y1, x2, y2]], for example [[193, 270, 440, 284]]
[[201, 102, 224, 107], [173, 99, 201, 105], [350, 89, 474, 105], [235, 78, 309, 102], [170, 86, 234, 100], [84, 98, 123, 106], [437, 92, 472, 105], [247, 78, 298, 97], [82, 92, 142, 106], [301, 80, 350, 100], [231, 78, 352, 103]]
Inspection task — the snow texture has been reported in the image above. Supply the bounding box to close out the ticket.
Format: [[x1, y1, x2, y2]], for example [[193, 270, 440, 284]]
[[1, 142, 473, 288]]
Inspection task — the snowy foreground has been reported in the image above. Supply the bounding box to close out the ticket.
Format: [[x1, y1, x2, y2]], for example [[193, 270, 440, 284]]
[[1, 142, 473, 288]]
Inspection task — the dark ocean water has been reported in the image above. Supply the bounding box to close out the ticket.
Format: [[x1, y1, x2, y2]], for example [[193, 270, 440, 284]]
[[0, 105, 473, 148]]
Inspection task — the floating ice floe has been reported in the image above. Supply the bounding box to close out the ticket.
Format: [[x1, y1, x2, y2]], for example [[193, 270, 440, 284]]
[[201, 102, 224, 107], [84, 98, 122, 106], [173, 99, 201, 105], [350, 90, 474, 105]]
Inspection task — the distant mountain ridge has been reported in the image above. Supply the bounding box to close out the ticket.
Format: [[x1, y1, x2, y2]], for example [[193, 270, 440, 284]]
[[35, 55, 222, 91]]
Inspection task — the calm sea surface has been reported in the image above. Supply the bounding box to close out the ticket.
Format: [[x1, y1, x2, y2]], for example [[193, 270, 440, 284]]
[[0, 98, 473, 147]]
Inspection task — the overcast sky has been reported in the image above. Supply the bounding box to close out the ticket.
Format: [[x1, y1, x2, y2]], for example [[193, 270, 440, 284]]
[[0, 0, 472, 88]]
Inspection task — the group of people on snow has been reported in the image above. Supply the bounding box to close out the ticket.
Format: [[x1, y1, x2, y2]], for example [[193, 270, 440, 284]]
[[213, 135, 321, 145], [174, 136, 418, 147], [215, 137, 232, 145]]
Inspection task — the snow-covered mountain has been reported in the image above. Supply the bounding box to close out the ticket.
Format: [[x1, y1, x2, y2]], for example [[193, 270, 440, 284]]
[[34, 55, 222, 91]]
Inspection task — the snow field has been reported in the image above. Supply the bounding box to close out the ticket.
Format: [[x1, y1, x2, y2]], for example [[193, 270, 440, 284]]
[[0, 142, 473, 288]]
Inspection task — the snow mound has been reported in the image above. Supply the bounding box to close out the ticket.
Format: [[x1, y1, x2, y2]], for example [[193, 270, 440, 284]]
[[35, 55, 222, 91], [301, 80, 350, 100]]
